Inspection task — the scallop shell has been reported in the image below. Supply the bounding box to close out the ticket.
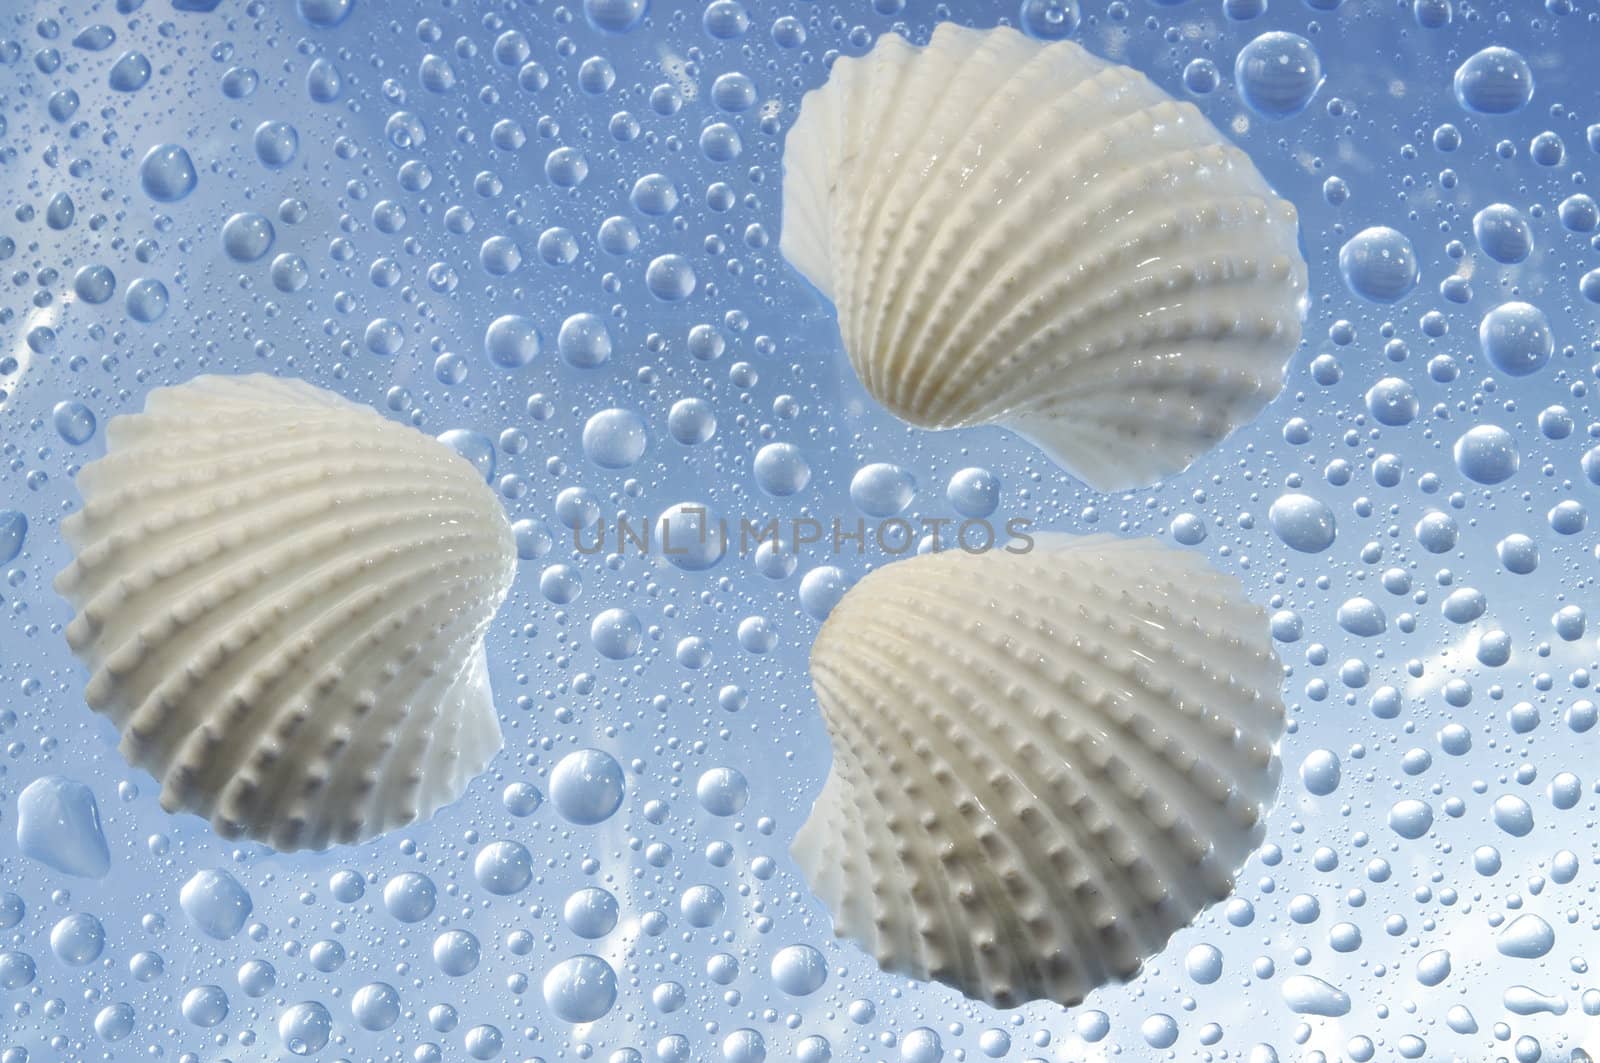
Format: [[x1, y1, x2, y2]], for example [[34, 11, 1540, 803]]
[[54, 374, 517, 851], [793, 534, 1285, 1008], [781, 24, 1309, 492]]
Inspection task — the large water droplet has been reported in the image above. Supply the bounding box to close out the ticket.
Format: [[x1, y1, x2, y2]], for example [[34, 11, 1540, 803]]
[[180, 869, 252, 939], [15, 776, 111, 878], [543, 954, 619, 1022], [138, 144, 197, 202]]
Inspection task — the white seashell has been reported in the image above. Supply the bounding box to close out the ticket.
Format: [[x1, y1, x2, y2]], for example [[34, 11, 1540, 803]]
[[54, 374, 517, 851], [781, 24, 1309, 492], [794, 534, 1285, 1008]]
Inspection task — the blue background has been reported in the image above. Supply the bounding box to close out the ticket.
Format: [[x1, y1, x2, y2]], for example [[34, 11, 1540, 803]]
[[1, 0, 1598, 1060]]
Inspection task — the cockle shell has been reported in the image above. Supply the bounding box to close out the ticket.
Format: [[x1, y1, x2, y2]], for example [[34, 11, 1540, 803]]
[[781, 24, 1309, 492], [793, 534, 1285, 1008], [54, 374, 517, 851]]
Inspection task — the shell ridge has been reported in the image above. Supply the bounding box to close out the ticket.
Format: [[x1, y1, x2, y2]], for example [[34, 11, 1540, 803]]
[[148, 542, 494, 809], [811, 665, 988, 994], [853, 30, 1078, 399], [817, 630, 1116, 1004], [63, 480, 488, 620], [826, 576, 1221, 972], [934, 567, 1279, 855], [56, 374, 516, 850], [799, 536, 1287, 1005], [830, 33, 940, 383], [927, 197, 1299, 423], [919, 197, 1293, 421], [802, 746, 899, 968], [363, 619, 501, 838], [875, 64, 1165, 406], [72, 430, 452, 535], [880, 82, 1193, 403], [780, 27, 1308, 487], [236, 574, 503, 849], [77, 507, 491, 717]]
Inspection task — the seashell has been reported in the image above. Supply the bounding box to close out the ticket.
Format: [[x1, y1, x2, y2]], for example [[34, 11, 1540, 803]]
[[780, 24, 1308, 492], [793, 534, 1285, 1008], [54, 374, 517, 851]]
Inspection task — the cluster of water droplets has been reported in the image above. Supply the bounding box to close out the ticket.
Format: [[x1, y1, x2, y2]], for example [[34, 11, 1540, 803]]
[[2, 0, 1599, 1061]]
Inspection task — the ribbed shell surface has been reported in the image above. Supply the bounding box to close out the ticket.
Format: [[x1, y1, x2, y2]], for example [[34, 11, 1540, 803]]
[[54, 374, 517, 852], [781, 23, 1309, 491], [794, 534, 1286, 1008]]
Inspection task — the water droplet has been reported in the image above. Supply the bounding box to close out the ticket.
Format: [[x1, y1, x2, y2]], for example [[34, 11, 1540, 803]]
[[1454, 425, 1520, 484], [52, 401, 97, 446], [946, 467, 999, 517], [771, 947, 832, 998], [109, 50, 152, 92], [1337, 597, 1387, 637], [550, 748, 626, 825], [485, 314, 541, 368], [1269, 492, 1337, 553], [1454, 46, 1534, 114], [583, 408, 648, 469], [432, 928, 480, 976], [1018, 0, 1080, 40], [278, 1000, 333, 1055], [558, 312, 613, 368], [754, 442, 811, 496], [563, 886, 620, 938], [1338, 227, 1418, 303], [850, 463, 916, 517], [1498, 913, 1554, 958], [1478, 301, 1552, 377], [656, 501, 726, 570], [382, 871, 437, 922], [253, 120, 299, 168], [49, 912, 105, 965], [668, 397, 716, 445], [543, 954, 619, 1022], [181, 985, 230, 1027], [1416, 948, 1452, 986], [473, 840, 534, 895], [221, 212, 275, 262], [180, 868, 253, 939], [72, 264, 116, 305], [138, 144, 197, 202], [1388, 798, 1434, 839], [296, 0, 354, 28], [16, 776, 111, 878], [1472, 203, 1532, 263], [0, 510, 27, 566], [124, 277, 170, 323], [1281, 973, 1351, 1016], [646, 253, 697, 300], [351, 982, 401, 1030], [584, 0, 650, 32], [798, 566, 851, 620], [1235, 32, 1323, 118], [696, 767, 749, 816], [72, 24, 117, 50]]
